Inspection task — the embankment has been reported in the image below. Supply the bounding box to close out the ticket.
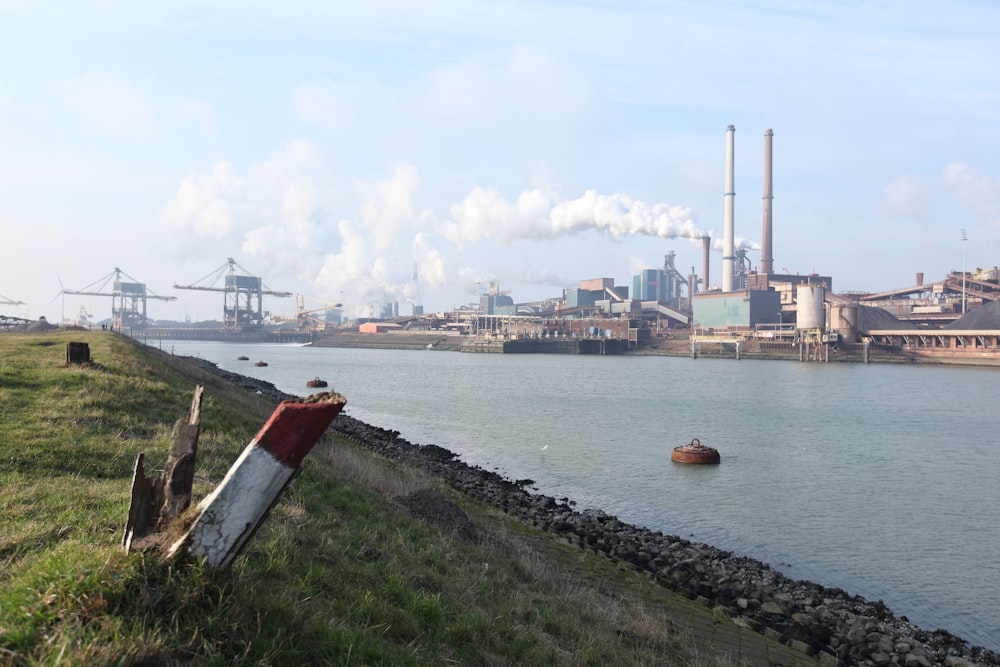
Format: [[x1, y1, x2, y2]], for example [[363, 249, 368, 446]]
[[311, 331, 1000, 366], [183, 355, 1000, 667]]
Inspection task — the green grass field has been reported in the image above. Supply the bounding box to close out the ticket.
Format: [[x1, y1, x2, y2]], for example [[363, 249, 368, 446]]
[[0, 330, 811, 666]]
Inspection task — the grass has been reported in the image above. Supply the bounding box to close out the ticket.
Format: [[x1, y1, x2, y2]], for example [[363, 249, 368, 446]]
[[0, 330, 810, 666]]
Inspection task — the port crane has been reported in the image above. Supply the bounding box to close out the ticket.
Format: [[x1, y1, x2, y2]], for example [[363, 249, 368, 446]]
[[61, 268, 176, 330], [174, 258, 292, 330]]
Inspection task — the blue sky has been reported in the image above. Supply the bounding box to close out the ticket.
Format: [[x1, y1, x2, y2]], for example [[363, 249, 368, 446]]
[[2, 1, 999, 323]]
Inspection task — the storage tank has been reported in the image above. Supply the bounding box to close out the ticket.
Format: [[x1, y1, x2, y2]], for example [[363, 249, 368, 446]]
[[829, 303, 858, 341], [796, 284, 826, 330]]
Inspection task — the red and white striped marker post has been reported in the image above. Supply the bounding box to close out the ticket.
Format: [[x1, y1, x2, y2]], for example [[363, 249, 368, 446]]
[[168, 392, 346, 569]]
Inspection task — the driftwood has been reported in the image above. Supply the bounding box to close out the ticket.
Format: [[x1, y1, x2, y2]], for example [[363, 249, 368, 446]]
[[122, 385, 203, 552]]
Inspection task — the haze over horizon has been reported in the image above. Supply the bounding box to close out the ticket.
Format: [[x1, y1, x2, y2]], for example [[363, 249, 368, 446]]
[[2, 1, 999, 324]]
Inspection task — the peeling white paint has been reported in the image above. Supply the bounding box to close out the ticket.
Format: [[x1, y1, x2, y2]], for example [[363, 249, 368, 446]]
[[170, 443, 294, 568]]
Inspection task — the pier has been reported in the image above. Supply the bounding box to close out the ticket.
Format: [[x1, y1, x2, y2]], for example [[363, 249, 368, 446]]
[[132, 327, 317, 345]]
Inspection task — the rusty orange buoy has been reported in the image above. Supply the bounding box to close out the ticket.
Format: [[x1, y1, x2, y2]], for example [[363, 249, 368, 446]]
[[671, 438, 720, 464]]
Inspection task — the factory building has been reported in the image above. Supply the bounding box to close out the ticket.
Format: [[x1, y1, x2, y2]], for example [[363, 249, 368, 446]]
[[692, 289, 781, 329], [632, 252, 688, 311], [633, 269, 670, 302], [563, 278, 629, 311], [479, 281, 516, 315]]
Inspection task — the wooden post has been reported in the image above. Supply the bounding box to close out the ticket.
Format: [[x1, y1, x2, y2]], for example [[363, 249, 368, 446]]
[[167, 392, 346, 569], [66, 341, 90, 363], [123, 386, 204, 552]]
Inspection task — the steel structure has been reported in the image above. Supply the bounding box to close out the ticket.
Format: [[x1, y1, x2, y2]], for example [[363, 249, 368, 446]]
[[63, 268, 176, 330], [174, 258, 292, 330], [1, 315, 32, 330], [270, 294, 343, 331]]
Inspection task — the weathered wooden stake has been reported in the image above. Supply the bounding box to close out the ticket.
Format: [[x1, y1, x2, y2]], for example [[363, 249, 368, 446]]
[[166, 392, 346, 569], [123, 385, 204, 552], [66, 341, 90, 364]]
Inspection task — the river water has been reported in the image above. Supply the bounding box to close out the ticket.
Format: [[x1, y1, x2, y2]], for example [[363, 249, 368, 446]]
[[155, 339, 1000, 650]]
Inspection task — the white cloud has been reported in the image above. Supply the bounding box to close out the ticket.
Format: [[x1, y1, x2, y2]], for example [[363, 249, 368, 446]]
[[881, 173, 934, 222], [159, 161, 245, 241], [63, 72, 159, 140], [291, 79, 390, 130], [359, 163, 436, 251], [178, 97, 217, 132], [944, 163, 1000, 227]]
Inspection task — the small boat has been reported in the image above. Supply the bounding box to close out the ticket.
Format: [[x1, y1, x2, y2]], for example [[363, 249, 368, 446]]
[[306, 377, 328, 388], [254, 361, 268, 367], [237, 355, 249, 361], [671, 438, 720, 464]]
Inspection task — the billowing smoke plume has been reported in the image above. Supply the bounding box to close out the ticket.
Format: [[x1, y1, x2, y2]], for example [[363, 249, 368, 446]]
[[159, 151, 756, 314], [442, 187, 706, 244]]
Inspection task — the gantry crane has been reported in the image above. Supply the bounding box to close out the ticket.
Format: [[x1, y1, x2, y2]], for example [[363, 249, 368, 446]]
[[173, 258, 292, 330], [62, 268, 176, 330]]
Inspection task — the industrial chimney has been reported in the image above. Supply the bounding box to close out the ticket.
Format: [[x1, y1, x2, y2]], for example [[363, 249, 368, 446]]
[[701, 235, 711, 292], [760, 129, 774, 275], [722, 125, 736, 292]]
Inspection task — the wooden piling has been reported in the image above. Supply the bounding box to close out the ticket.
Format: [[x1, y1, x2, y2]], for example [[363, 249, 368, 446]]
[[167, 392, 346, 569], [66, 341, 90, 364], [123, 385, 203, 552]]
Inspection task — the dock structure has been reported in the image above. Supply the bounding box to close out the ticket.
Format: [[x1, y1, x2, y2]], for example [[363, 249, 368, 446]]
[[135, 327, 316, 345], [461, 313, 650, 351], [864, 329, 1000, 364], [462, 337, 631, 354]]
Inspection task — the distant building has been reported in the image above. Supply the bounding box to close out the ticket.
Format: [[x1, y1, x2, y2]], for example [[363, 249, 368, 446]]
[[562, 278, 628, 312], [480, 291, 514, 315], [359, 321, 403, 334], [631, 252, 688, 312], [747, 272, 833, 310], [692, 289, 781, 329]]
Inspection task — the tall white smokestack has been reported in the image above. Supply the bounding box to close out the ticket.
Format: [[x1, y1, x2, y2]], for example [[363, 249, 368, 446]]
[[702, 235, 711, 292], [722, 125, 736, 292], [761, 129, 774, 275]]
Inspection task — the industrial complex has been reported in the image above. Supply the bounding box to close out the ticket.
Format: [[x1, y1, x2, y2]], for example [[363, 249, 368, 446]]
[[4, 125, 999, 363]]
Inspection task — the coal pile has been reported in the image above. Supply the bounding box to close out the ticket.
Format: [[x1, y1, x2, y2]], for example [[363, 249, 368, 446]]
[[945, 301, 1000, 329]]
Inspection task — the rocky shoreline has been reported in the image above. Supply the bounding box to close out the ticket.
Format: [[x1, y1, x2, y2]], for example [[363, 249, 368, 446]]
[[182, 355, 999, 667]]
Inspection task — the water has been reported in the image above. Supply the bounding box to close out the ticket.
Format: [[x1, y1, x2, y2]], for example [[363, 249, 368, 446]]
[[156, 339, 1000, 650]]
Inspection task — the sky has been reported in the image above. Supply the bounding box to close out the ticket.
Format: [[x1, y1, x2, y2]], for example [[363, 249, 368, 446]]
[[2, 0, 1000, 324]]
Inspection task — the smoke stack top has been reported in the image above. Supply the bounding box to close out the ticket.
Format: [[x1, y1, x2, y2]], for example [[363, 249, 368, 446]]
[[722, 125, 736, 292], [761, 128, 774, 275]]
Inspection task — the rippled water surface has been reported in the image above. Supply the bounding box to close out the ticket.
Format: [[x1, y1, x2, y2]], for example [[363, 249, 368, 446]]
[[157, 340, 1000, 650]]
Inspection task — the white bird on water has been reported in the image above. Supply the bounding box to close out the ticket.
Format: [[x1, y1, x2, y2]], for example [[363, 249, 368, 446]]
[[540, 444, 549, 451]]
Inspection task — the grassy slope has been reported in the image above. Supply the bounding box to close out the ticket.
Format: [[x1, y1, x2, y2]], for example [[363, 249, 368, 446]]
[[0, 331, 812, 666]]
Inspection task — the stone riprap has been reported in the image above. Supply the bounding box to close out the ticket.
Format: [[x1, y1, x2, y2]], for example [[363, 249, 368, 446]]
[[328, 416, 999, 667], [179, 356, 999, 667]]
